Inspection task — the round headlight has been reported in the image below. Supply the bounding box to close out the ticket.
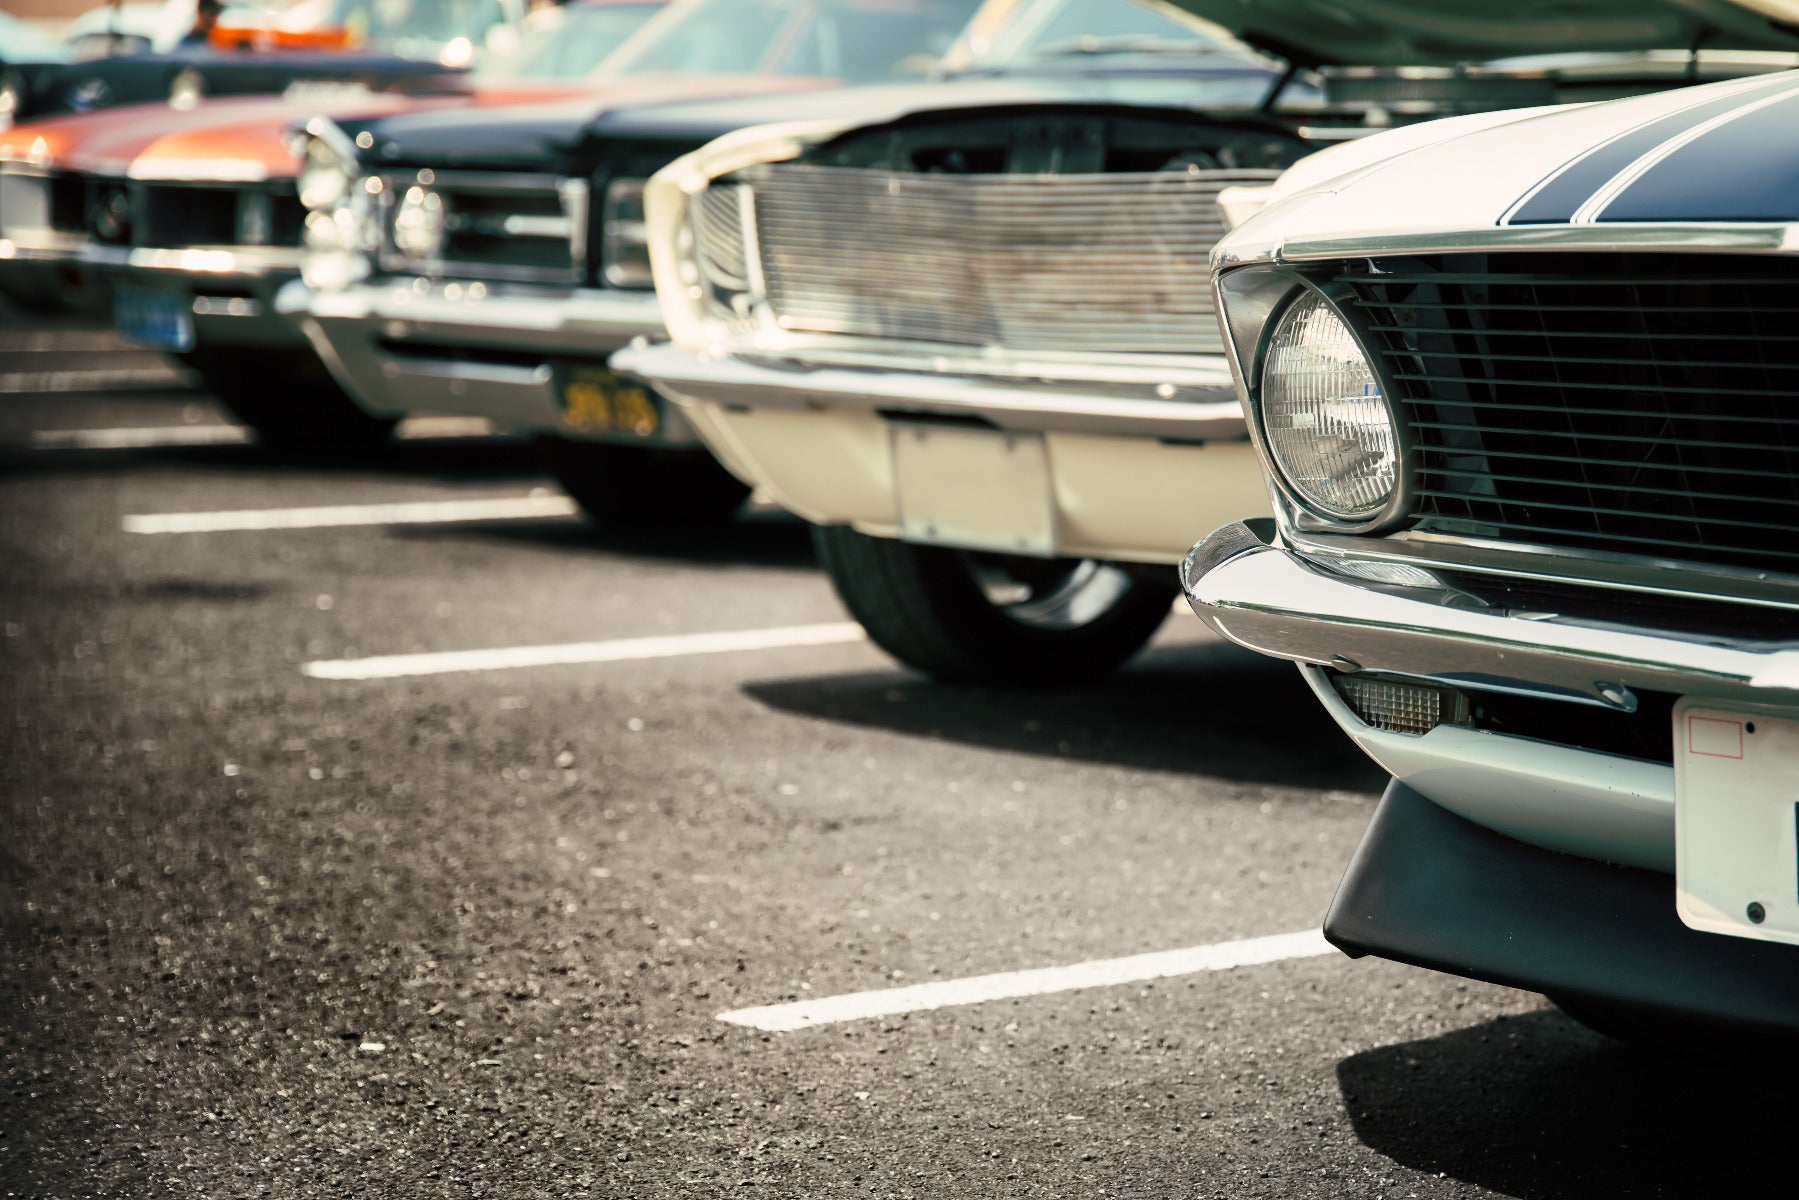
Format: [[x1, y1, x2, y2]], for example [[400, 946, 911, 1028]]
[[392, 186, 446, 261], [297, 136, 351, 212], [1259, 290, 1399, 524]]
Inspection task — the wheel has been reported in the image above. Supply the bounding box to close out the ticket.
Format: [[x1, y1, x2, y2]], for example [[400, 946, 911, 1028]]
[[537, 437, 750, 530], [187, 347, 396, 449], [811, 523, 1177, 686], [1549, 993, 1797, 1058]]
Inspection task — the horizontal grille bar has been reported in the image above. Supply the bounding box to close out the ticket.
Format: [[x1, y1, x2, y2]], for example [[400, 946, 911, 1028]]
[[739, 163, 1278, 356], [1341, 251, 1799, 581], [379, 175, 581, 285]]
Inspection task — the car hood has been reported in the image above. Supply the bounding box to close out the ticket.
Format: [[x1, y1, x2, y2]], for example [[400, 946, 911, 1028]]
[[1219, 69, 1799, 261], [346, 74, 838, 172], [0, 76, 803, 180], [1164, 0, 1799, 66]]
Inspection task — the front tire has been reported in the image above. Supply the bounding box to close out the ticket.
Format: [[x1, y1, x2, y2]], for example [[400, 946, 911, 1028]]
[[812, 523, 1176, 686], [187, 347, 396, 450], [537, 437, 750, 531]]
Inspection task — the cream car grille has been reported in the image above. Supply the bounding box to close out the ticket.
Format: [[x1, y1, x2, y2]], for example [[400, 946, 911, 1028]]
[[739, 163, 1281, 355]]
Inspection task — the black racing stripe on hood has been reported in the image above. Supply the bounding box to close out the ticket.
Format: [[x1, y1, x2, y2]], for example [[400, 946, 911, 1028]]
[[1505, 72, 1799, 226], [1598, 89, 1799, 222]]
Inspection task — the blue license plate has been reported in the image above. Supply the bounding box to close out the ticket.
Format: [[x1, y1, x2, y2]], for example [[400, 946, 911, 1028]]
[[114, 286, 195, 352]]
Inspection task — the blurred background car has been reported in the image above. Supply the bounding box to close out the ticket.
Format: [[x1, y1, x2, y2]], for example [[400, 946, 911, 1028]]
[[0, 11, 73, 131], [284, 0, 1280, 528], [14, 0, 525, 122], [610, 0, 1799, 684], [0, 0, 888, 445]]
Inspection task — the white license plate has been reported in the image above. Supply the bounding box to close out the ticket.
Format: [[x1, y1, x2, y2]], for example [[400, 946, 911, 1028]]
[[890, 424, 1055, 557], [114, 286, 195, 352], [1674, 699, 1799, 947]]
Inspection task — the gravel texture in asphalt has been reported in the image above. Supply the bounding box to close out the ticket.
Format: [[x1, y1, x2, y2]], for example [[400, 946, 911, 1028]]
[[2, 304, 1786, 1198]]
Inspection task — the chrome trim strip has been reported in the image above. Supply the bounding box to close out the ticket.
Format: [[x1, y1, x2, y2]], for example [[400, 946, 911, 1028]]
[[1181, 522, 1799, 707], [613, 340, 1247, 441], [1225, 221, 1799, 268], [287, 277, 663, 346]]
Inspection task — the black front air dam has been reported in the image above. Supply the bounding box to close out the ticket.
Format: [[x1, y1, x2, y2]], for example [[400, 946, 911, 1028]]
[[1326, 782, 1799, 1036]]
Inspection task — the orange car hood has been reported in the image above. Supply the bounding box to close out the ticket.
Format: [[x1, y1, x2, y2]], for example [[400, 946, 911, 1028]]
[[0, 74, 832, 181]]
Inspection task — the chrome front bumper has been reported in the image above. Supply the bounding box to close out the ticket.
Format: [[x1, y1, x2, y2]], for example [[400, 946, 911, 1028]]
[[612, 341, 1268, 565], [280, 278, 697, 443], [612, 341, 1245, 441], [1181, 521, 1799, 872]]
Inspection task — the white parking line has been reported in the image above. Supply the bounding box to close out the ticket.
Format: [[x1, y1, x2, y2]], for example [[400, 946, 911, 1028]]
[[124, 493, 577, 534], [32, 425, 251, 450], [717, 929, 1334, 1032], [29, 415, 496, 452], [0, 367, 191, 394], [303, 622, 868, 680]]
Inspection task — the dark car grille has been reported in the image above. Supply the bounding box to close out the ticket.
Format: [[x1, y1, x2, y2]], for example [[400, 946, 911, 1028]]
[[378, 174, 584, 285], [1338, 252, 1799, 579], [38, 174, 304, 248]]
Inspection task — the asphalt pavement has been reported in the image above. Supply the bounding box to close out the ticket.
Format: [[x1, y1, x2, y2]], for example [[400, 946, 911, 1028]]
[[1, 299, 1784, 1199]]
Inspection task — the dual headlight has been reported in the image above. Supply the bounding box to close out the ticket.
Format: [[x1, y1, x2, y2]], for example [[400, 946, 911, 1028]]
[[294, 122, 377, 291], [1224, 274, 1404, 531]]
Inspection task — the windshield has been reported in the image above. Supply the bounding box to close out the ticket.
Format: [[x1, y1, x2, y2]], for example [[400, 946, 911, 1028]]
[[601, 0, 984, 84], [0, 12, 71, 63], [323, 0, 513, 46], [954, 0, 1256, 69], [482, 2, 663, 79]]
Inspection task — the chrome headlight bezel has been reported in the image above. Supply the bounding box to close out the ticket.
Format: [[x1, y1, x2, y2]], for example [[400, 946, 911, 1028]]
[[293, 119, 375, 291], [295, 121, 357, 214], [601, 176, 652, 289], [1222, 267, 1413, 535]]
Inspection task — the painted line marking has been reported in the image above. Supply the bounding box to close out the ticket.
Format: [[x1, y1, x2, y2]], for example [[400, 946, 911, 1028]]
[[0, 331, 138, 353], [718, 929, 1334, 1032], [124, 492, 577, 535], [31, 424, 250, 450], [0, 367, 191, 394], [28, 415, 498, 452], [304, 622, 868, 681]]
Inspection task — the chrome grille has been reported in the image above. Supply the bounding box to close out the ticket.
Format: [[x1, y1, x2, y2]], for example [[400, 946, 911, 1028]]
[[1342, 252, 1799, 577], [380, 172, 586, 285], [742, 163, 1279, 355]]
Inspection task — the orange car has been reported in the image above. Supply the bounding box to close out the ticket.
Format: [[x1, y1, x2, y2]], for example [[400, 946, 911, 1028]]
[[0, 0, 840, 443]]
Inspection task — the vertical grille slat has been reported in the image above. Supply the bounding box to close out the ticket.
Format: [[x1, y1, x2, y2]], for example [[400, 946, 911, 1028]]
[[1342, 252, 1799, 576], [723, 163, 1280, 356]]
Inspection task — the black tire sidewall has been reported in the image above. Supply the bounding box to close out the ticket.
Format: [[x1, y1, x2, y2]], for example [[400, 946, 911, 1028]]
[[814, 523, 1175, 686]]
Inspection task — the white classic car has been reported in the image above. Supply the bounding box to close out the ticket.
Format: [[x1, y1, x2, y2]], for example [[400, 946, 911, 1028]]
[[1187, 66, 1799, 1043], [617, 0, 1799, 685]]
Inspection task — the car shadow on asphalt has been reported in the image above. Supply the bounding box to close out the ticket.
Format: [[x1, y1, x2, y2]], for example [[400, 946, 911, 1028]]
[[398, 507, 822, 571], [743, 638, 1389, 791], [1339, 1008, 1791, 1198]]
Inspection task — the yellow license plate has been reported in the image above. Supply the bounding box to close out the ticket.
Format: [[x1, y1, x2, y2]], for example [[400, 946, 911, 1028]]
[[561, 367, 660, 437]]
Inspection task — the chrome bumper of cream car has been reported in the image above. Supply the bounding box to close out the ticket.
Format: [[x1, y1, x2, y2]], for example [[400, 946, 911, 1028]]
[[612, 341, 1244, 441]]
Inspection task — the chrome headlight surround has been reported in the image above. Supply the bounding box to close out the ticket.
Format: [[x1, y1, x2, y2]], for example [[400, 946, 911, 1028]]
[[293, 119, 375, 292], [295, 119, 356, 212], [1218, 265, 1412, 534], [600, 176, 652, 289]]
